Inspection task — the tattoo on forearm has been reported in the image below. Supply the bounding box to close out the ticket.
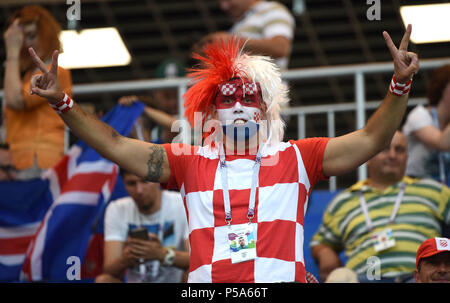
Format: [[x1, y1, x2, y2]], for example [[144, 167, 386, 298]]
[[145, 145, 165, 182], [111, 129, 120, 139]]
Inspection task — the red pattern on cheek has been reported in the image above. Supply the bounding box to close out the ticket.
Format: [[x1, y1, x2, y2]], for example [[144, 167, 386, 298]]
[[254, 112, 260, 123]]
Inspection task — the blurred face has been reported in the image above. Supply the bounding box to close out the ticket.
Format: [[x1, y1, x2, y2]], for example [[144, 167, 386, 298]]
[[122, 173, 161, 214], [367, 131, 408, 183], [23, 23, 37, 48], [219, 0, 257, 21], [415, 252, 450, 283], [153, 89, 178, 115], [21, 22, 42, 56]]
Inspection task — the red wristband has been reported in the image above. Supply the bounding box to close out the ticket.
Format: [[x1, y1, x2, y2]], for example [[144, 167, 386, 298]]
[[50, 93, 73, 114], [389, 76, 412, 97]]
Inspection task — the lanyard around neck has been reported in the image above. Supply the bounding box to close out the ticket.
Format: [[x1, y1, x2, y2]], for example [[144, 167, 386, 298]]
[[431, 107, 446, 184], [219, 144, 261, 225], [358, 182, 406, 232]]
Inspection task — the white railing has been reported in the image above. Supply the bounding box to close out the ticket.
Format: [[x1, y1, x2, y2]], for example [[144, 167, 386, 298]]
[[2, 57, 450, 190]]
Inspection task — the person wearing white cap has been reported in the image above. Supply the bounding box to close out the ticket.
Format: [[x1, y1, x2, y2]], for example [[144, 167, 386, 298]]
[[414, 237, 450, 283]]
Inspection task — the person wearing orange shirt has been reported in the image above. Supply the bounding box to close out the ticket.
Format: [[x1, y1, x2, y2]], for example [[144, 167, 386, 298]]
[[3, 5, 72, 180]]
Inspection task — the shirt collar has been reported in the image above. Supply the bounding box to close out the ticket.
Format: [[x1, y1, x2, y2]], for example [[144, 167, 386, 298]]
[[348, 176, 416, 193]]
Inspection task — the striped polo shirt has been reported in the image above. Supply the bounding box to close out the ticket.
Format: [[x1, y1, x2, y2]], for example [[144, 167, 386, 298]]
[[163, 137, 329, 282], [311, 177, 450, 278], [230, 1, 295, 70]]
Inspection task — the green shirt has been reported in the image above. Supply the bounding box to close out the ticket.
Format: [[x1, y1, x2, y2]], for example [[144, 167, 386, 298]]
[[311, 176, 450, 278]]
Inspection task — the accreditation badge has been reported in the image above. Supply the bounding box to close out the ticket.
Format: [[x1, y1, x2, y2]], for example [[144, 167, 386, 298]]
[[227, 223, 257, 264], [372, 228, 396, 252]]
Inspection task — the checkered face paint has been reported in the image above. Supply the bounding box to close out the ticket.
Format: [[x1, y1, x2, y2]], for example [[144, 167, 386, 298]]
[[215, 79, 263, 125], [215, 79, 262, 110]]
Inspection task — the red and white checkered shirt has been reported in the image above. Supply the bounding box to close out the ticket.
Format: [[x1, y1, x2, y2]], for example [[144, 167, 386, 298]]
[[163, 137, 330, 282]]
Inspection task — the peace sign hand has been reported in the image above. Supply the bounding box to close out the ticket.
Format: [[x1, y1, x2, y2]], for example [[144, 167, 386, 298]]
[[28, 47, 65, 104], [383, 24, 419, 84]]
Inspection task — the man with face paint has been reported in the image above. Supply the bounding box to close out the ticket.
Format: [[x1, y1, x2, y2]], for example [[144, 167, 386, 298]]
[[214, 78, 264, 152], [28, 24, 419, 282]]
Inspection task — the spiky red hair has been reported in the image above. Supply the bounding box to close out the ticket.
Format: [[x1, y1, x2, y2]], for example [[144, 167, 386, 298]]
[[184, 38, 245, 127]]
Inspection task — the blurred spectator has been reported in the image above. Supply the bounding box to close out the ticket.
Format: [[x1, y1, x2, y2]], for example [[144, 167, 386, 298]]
[[119, 98, 177, 144], [197, 0, 295, 70], [3, 5, 72, 180], [311, 131, 450, 282], [0, 143, 16, 181], [414, 237, 450, 283], [95, 169, 189, 283], [402, 65, 450, 186], [118, 59, 185, 144]]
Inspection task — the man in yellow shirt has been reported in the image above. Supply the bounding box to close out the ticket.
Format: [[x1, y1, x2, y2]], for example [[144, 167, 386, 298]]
[[311, 131, 450, 282]]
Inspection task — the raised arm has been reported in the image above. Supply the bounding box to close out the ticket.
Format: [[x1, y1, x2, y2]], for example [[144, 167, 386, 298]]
[[119, 95, 176, 129], [3, 19, 26, 110], [28, 48, 171, 183], [322, 24, 420, 177]]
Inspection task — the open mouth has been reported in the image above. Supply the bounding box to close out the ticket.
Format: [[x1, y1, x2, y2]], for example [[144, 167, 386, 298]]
[[233, 118, 248, 125]]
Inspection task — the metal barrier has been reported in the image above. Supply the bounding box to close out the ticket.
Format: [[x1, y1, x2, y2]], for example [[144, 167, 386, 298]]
[[2, 57, 450, 190]]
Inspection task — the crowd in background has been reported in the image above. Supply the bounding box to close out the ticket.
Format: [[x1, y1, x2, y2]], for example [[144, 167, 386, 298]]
[[0, 1, 449, 283]]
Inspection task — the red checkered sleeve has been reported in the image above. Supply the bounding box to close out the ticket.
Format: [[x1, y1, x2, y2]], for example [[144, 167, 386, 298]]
[[162, 143, 197, 190]]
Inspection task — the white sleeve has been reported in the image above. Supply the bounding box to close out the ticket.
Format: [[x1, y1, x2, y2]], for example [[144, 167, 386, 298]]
[[104, 201, 128, 242], [262, 6, 295, 39], [402, 106, 433, 136]]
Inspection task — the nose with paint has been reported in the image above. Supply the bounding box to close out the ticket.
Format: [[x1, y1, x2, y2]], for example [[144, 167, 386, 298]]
[[215, 78, 263, 141]]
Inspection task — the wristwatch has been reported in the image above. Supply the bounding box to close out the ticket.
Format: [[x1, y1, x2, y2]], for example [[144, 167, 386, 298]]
[[162, 248, 175, 266]]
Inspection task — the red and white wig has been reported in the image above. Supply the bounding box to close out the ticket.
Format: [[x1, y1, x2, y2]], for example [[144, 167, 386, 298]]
[[184, 38, 289, 145]]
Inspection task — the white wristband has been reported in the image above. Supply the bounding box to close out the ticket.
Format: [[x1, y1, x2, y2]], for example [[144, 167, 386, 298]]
[[50, 93, 73, 114]]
